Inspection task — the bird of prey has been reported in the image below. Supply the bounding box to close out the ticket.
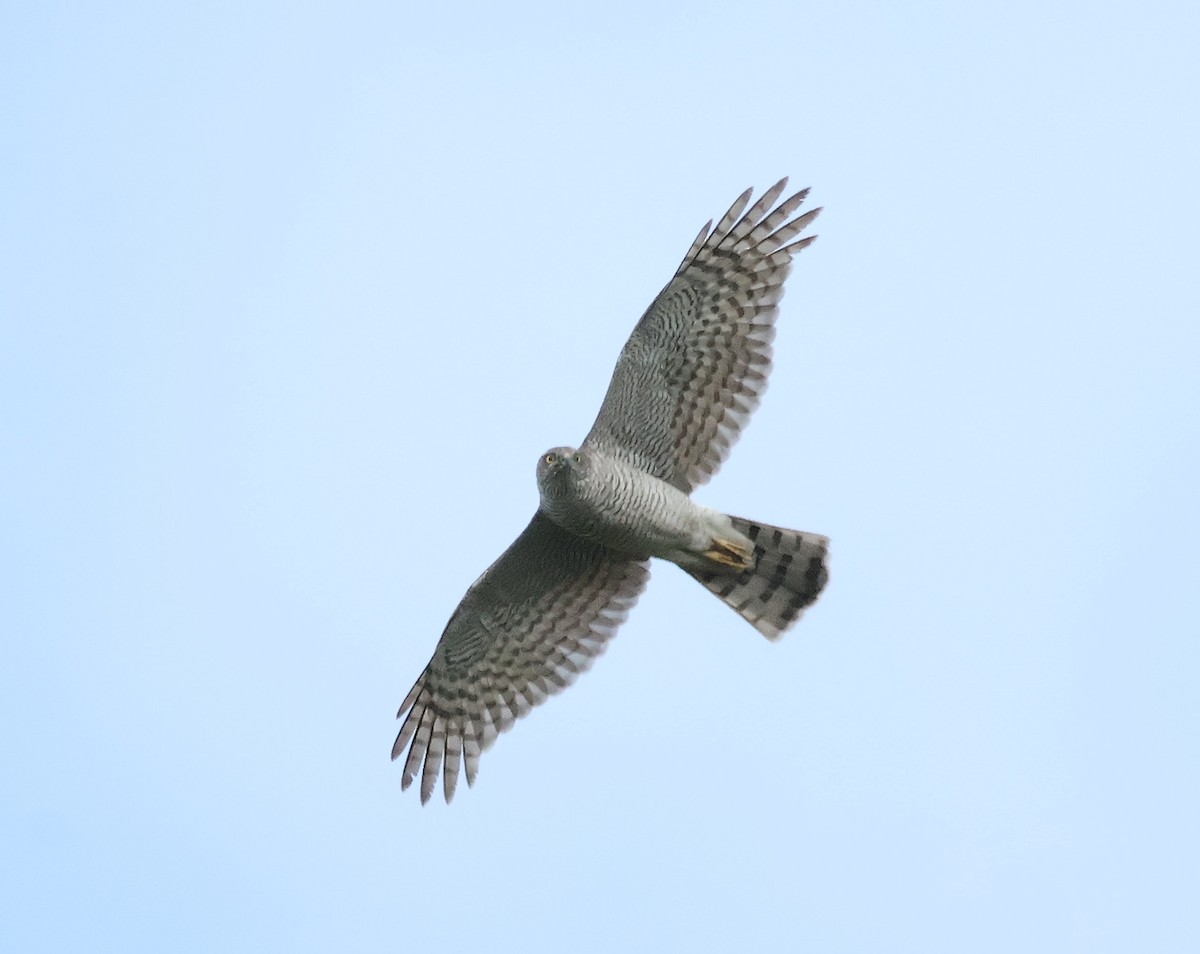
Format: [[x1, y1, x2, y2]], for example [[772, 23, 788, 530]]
[[393, 179, 829, 803]]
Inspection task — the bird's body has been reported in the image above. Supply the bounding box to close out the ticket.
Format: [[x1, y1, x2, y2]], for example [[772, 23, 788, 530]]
[[392, 180, 831, 803], [536, 446, 743, 569]]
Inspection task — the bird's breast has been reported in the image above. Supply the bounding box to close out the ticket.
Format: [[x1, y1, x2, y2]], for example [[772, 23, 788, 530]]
[[541, 455, 706, 559]]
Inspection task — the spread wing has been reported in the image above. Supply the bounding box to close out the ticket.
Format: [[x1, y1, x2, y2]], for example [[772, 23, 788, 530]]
[[583, 179, 819, 493], [392, 513, 650, 804]]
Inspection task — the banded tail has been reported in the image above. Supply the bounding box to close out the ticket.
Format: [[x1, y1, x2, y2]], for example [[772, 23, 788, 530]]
[[684, 516, 829, 640]]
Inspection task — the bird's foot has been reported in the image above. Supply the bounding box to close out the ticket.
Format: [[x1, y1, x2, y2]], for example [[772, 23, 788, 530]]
[[702, 537, 754, 571]]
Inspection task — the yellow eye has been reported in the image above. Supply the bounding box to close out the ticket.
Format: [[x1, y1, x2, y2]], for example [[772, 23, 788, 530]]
[[544, 453, 556, 464], [572, 453, 581, 464]]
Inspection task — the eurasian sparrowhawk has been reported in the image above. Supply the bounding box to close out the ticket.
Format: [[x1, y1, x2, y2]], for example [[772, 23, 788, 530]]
[[393, 180, 830, 803]]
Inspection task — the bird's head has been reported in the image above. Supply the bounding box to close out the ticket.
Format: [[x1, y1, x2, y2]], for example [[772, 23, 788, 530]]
[[536, 446, 589, 496]]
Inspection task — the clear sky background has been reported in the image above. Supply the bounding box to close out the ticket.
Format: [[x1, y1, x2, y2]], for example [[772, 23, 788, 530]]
[[3, 2, 1198, 951]]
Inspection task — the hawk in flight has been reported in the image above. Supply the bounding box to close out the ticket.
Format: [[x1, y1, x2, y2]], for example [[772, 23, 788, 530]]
[[393, 180, 829, 803]]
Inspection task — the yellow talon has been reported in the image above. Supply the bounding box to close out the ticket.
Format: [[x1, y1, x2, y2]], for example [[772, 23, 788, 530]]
[[702, 538, 754, 571]]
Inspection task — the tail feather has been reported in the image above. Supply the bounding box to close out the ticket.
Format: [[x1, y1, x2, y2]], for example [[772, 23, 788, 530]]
[[684, 516, 829, 640]]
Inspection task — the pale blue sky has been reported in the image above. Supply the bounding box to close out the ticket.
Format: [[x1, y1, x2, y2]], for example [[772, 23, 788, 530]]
[[3, 2, 1198, 951]]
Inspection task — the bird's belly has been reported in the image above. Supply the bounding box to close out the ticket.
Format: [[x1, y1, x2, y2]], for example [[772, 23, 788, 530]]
[[550, 471, 709, 559]]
